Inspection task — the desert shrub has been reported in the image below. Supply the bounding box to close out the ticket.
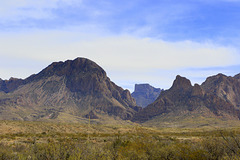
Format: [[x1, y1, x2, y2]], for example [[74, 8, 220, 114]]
[[107, 132, 180, 160], [28, 139, 78, 160], [201, 137, 226, 160], [0, 145, 18, 160], [0, 152, 14, 160], [218, 132, 240, 158], [2, 126, 240, 160]]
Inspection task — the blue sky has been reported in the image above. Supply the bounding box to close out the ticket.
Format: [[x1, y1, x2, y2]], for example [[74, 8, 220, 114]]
[[1, 0, 240, 91]]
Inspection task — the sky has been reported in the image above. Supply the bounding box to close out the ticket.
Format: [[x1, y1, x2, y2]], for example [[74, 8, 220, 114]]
[[1, 0, 240, 91]]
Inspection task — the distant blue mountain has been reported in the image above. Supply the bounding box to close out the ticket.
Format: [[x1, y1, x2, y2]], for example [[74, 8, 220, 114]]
[[131, 84, 162, 108]]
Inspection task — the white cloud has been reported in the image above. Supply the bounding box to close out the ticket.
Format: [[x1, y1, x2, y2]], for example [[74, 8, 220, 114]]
[[0, 30, 239, 90], [1, 31, 239, 69], [1, 32, 238, 69]]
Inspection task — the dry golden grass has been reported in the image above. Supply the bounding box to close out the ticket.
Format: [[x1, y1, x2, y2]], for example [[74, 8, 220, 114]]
[[1, 120, 240, 159]]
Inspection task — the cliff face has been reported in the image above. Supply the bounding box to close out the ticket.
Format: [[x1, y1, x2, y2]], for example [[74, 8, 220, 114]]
[[201, 74, 240, 108], [131, 84, 162, 107], [0, 58, 138, 121], [132, 75, 240, 123], [234, 73, 240, 80]]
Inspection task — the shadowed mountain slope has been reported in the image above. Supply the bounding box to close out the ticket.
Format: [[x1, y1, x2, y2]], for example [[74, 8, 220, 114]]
[[0, 58, 139, 121], [0, 78, 25, 93]]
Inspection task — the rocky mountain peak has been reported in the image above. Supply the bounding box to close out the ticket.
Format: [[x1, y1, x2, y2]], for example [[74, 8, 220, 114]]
[[0, 57, 139, 121], [215, 73, 228, 81], [201, 73, 240, 108], [0, 77, 25, 93], [30, 57, 108, 93], [132, 74, 240, 123], [202, 73, 228, 86], [234, 73, 240, 80], [37, 57, 106, 79], [170, 75, 192, 91], [132, 84, 162, 108], [134, 84, 161, 93]]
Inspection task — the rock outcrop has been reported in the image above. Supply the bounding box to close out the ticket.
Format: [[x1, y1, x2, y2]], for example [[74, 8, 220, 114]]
[[234, 73, 240, 80], [131, 84, 162, 107], [202, 73, 240, 108], [0, 78, 25, 93]]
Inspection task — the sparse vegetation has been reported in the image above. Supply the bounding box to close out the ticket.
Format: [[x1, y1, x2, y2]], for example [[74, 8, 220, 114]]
[[1, 121, 240, 159]]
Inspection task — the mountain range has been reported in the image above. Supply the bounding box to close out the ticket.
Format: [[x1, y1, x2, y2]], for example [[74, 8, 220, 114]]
[[0, 57, 240, 127], [0, 58, 139, 122], [132, 74, 240, 126]]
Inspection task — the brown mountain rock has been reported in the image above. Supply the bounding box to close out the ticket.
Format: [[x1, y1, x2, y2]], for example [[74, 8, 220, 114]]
[[132, 75, 240, 123], [0, 77, 25, 93], [234, 73, 240, 80], [201, 73, 240, 108], [192, 84, 205, 97], [0, 58, 138, 121]]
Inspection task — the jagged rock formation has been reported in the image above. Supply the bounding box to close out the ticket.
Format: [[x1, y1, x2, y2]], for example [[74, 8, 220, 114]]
[[0, 58, 139, 121], [202, 73, 240, 108], [132, 75, 240, 123], [0, 78, 25, 93], [234, 73, 240, 80], [131, 84, 162, 107]]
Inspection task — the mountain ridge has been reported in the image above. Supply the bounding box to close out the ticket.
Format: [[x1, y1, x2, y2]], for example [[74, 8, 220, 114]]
[[0, 57, 139, 122], [1, 58, 240, 127], [132, 75, 240, 123]]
